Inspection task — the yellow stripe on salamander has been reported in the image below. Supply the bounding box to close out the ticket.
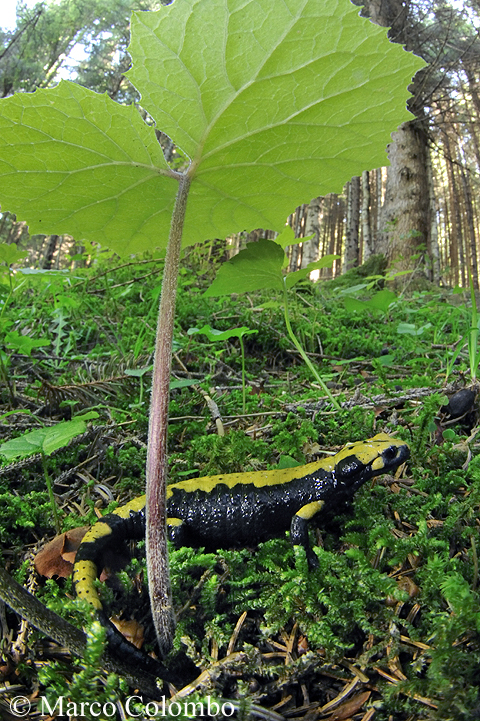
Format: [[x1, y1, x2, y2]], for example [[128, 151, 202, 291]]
[[295, 500, 325, 520], [165, 433, 404, 495], [73, 560, 104, 610]]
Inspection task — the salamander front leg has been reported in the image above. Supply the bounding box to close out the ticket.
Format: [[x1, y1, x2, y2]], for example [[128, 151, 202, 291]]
[[167, 517, 187, 547], [290, 501, 325, 569]]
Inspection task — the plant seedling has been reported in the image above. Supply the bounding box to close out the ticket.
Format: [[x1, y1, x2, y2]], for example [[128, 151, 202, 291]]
[[444, 272, 480, 383], [0, 0, 424, 655], [204, 237, 340, 406], [467, 272, 480, 383], [188, 324, 258, 413], [0, 412, 98, 534]]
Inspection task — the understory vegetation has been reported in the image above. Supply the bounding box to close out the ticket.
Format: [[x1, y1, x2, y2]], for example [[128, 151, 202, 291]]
[[0, 247, 479, 720]]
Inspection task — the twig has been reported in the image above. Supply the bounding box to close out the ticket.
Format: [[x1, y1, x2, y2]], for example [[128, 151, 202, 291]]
[[0, 566, 166, 698]]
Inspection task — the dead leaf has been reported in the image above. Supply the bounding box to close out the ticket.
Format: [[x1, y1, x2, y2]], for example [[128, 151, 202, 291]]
[[397, 575, 420, 598], [34, 527, 89, 578], [297, 634, 309, 655], [110, 616, 145, 649], [327, 691, 371, 720]]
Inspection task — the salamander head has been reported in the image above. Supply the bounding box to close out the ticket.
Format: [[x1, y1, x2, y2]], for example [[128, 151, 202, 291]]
[[333, 433, 410, 490]]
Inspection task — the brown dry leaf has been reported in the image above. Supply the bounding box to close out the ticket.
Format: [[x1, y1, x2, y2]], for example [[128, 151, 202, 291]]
[[302, 441, 324, 456], [327, 691, 371, 720], [297, 634, 309, 655], [110, 616, 145, 649], [397, 575, 420, 598], [34, 526, 89, 578]]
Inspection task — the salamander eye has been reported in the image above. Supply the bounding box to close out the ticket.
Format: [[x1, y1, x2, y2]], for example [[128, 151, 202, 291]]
[[335, 455, 363, 479], [382, 445, 398, 462]]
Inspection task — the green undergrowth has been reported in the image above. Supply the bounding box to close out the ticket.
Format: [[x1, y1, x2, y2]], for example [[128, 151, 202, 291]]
[[1, 253, 480, 717], [1, 250, 477, 396]]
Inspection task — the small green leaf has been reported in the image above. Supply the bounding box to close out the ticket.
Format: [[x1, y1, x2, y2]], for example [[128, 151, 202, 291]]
[[396, 322, 417, 335], [188, 324, 257, 341], [344, 297, 369, 313], [367, 289, 397, 312], [376, 354, 394, 366], [75, 411, 99, 422], [0, 417, 92, 461], [397, 322, 432, 336], [255, 300, 282, 310], [344, 289, 396, 314], [4, 331, 50, 357], [276, 456, 302, 469], [204, 239, 285, 297], [274, 226, 314, 250], [285, 255, 339, 289], [125, 366, 152, 378], [169, 378, 198, 390], [0, 242, 27, 265], [339, 283, 370, 296], [0, 429, 49, 460], [41, 419, 88, 456]]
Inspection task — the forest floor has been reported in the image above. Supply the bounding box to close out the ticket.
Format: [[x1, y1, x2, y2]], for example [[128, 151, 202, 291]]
[[0, 251, 479, 721]]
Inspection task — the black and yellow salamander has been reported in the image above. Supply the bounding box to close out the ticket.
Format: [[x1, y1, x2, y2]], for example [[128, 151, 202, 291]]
[[73, 434, 409, 639]]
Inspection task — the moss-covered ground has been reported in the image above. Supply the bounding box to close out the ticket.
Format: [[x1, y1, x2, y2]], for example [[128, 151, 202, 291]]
[[0, 249, 479, 720]]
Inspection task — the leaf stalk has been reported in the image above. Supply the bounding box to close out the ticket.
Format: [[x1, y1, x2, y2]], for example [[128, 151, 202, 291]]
[[146, 173, 191, 657], [281, 280, 340, 409]]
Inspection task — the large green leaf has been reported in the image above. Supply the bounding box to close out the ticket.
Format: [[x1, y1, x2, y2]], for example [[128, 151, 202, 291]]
[[204, 239, 286, 295], [204, 238, 340, 296], [0, 0, 424, 253], [0, 83, 178, 254]]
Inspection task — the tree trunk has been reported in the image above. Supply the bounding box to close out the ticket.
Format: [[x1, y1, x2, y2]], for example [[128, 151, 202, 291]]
[[361, 170, 373, 261], [459, 161, 479, 289], [379, 121, 430, 283], [343, 176, 360, 273], [288, 239, 301, 271], [40, 234, 59, 269], [375, 168, 383, 242], [425, 150, 440, 283], [327, 195, 338, 277], [334, 195, 345, 277], [444, 130, 465, 287], [302, 196, 322, 266]]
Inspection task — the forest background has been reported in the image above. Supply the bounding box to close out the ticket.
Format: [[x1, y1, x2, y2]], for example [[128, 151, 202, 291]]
[[0, 0, 479, 285]]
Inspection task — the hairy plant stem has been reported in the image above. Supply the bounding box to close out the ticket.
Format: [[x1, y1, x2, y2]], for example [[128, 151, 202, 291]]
[[146, 173, 191, 657]]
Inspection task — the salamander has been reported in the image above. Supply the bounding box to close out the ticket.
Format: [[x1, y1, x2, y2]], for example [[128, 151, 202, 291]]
[[73, 433, 409, 671]]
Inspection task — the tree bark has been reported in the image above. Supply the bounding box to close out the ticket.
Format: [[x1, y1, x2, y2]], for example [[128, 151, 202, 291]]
[[40, 234, 59, 270], [425, 150, 440, 283], [361, 170, 373, 261], [302, 196, 322, 267], [459, 161, 479, 289], [379, 121, 430, 282], [443, 129, 464, 287], [343, 177, 360, 272]]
